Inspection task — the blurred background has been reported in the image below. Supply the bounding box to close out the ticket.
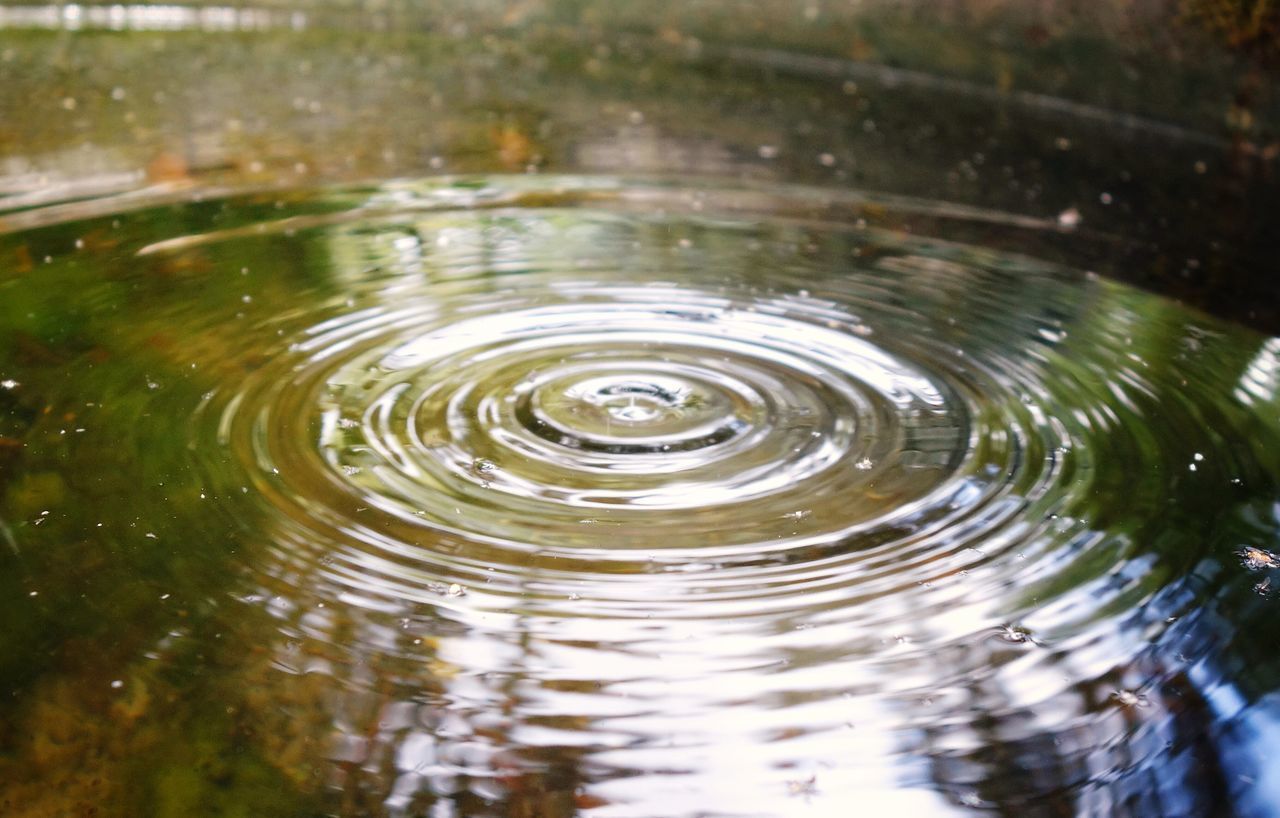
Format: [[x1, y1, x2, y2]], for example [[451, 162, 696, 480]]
[[1, 0, 1277, 325]]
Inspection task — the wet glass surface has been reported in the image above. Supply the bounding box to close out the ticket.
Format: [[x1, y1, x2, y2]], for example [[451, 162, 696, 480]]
[[2, 4, 1280, 817]]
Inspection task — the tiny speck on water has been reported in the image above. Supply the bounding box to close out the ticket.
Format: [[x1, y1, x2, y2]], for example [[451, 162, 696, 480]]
[[447, 583, 465, 597], [855, 457, 873, 470], [996, 624, 1036, 644], [786, 774, 817, 798], [1239, 547, 1279, 570], [110, 680, 123, 690], [1112, 689, 1149, 708], [1, 378, 19, 389], [1057, 207, 1081, 229]]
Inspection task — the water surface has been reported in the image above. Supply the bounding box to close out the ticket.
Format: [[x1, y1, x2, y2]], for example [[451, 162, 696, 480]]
[[3, 176, 1280, 816]]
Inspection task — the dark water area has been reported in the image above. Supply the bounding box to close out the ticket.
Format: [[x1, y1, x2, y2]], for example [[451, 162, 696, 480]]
[[3, 3, 1280, 817]]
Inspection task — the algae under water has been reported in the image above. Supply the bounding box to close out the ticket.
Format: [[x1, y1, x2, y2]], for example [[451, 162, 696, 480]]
[[1, 174, 1280, 816]]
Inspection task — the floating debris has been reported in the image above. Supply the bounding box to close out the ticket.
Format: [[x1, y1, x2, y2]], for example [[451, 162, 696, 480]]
[[1239, 546, 1279, 570]]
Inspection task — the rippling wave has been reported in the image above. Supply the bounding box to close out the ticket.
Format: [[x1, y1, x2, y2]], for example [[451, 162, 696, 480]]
[[4, 176, 1280, 816]]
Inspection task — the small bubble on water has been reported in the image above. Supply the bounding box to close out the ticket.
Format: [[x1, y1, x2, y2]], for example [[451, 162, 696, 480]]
[[447, 583, 466, 597], [1057, 207, 1081, 229], [0, 379, 17, 390], [996, 624, 1036, 644], [110, 680, 123, 690], [818, 152, 836, 167], [757, 145, 779, 159], [1100, 192, 1114, 205], [854, 457, 873, 470]]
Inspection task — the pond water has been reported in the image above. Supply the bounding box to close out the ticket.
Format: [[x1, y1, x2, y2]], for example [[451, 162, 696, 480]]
[[3, 174, 1280, 816], [4, 1, 1280, 815]]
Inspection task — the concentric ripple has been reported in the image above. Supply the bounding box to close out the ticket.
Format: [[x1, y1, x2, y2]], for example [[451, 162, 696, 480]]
[[178, 178, 1268, 636], [9, 175, 1278, 816], [237, 286, 971, 558]]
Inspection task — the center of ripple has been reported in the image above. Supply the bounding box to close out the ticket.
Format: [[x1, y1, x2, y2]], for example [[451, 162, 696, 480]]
[[524, 369, 749, 454]]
